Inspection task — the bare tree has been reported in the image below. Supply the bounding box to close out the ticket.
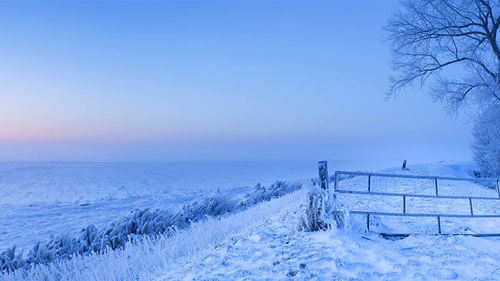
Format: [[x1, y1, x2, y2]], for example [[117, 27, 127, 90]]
[[385, 0, 500, 112]]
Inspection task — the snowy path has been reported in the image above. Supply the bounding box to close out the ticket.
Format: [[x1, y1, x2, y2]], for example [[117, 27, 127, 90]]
[[152, 194, 500, 281]]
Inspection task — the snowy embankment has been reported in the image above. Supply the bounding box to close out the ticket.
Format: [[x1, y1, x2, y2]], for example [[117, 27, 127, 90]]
[[1, 188, 308, 281], [0, 181, 302, 273]]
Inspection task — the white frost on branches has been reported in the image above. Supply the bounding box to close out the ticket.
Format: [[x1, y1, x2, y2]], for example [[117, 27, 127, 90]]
[[386, 0, 500, 112], [471, 104, 500, 177]]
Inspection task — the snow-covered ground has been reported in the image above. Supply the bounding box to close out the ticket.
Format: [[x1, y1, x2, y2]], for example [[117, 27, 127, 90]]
[[2, 160, 499, 280], [150, 202, 500, 281]]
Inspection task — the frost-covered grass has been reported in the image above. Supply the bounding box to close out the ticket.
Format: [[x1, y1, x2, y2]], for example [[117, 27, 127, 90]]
[[1, 189, 307, 281], [0, 181, 301, 274]]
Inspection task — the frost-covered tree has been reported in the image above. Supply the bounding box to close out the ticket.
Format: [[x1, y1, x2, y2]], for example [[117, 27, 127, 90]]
[[471, 105, 500, 177], [385, 0, 500, 112], [386, 0, 500, 176]]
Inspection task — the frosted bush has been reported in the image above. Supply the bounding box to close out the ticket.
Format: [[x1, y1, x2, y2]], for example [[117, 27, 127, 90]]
[[299, 187, 348, 232]]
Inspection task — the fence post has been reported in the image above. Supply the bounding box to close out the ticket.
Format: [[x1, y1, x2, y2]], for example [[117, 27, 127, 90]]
[[368, 174, 371, 192], [334, 171, 338, 191], [497, 180, 500, 198], [469, 198, 474, 215], [437, 216, 442, 234], [434, 177, 439, 195], [367, 214, 370, 231], [318, 161, 329, 190]]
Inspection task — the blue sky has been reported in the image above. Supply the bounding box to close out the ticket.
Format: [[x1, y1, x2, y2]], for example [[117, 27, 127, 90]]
[[0, 0, 472, 162]]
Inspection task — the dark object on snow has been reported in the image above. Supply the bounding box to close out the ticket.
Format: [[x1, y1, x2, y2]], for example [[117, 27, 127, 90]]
[[473, 170, 481, 178], [318, 161, 329, 190], [402, 160, 408, 170], [380, 233, 410, 240]]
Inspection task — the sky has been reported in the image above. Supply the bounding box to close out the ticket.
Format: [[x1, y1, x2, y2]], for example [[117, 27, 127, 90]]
[[0, 0, 473, 162]]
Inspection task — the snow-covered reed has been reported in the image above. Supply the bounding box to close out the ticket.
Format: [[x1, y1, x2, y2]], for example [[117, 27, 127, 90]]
[[1, 188, 307, 281], [0, 181, 302, 275], [299, 187, 348, 232]]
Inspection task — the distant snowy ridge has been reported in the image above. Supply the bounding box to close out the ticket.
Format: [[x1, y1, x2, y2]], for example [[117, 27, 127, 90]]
[[0, 181, 302, 274]]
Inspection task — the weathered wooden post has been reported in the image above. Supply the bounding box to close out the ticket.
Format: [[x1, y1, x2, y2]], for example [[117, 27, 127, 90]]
[[318, 161, 329, 190], [403, 195, 406, 214], [434, 177, 439, 195], [437, 216, 442, 234], [334, 171, 338, 191], [497, 180, 500, 197]]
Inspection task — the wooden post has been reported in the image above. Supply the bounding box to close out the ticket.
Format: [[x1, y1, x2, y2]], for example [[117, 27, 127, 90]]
[[367, 214, 370, 231], [469, 198, 474, 215], [497, 180, 500, 198], [368, 174, 371, 192], [434, 178, 439, 195], [437, 216, 442, 234], [403, 195, 406, 214], [318, 161, 329, 190], [334, 171, 338, 191]]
